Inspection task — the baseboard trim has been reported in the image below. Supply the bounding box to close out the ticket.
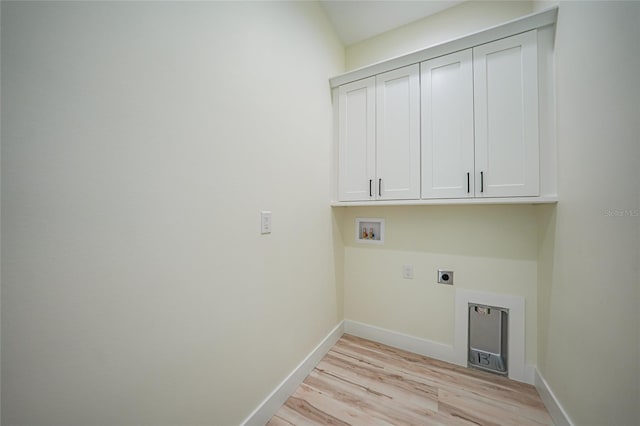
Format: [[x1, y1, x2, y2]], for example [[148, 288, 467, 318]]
[[535, 369, 574, 426], [242, 318, 542, 425], [240, 321, 344, 426], [345, 318, 535, 385], [344, 319, 456, 365]]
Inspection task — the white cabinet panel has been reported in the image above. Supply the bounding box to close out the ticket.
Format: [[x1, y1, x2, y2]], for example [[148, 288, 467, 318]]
[[337, 66, 420, 202], [336, 30, 545, 205], [338, 77, 375, 201], [376, 64, 421, 200], [473, 31, 539, 197], [421, 50, 475, 199]]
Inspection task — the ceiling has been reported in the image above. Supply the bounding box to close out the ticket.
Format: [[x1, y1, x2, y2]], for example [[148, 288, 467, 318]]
[[319, 0, 464, 46]]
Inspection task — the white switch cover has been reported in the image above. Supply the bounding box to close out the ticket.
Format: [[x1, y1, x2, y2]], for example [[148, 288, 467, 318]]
[[402, 264, 414, 279], [260, 211, 272, 234]]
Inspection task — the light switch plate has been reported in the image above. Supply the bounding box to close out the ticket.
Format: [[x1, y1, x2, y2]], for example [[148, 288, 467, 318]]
[[402, 264, 414, 279], [260, 211, 272, 234]]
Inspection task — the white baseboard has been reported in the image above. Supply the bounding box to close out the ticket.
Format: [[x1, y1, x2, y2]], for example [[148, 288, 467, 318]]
[[344, 319, 456, 365], [523, 364, 536, 386], [240, 321, 344, 426], [345, 318, 535, 385], [535, 369, 574, 426], [242, 318, 541, 426]]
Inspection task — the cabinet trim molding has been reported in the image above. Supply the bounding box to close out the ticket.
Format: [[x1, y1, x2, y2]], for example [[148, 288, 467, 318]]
[[329, 6, 558, 88], [330, 196, 558, 207]]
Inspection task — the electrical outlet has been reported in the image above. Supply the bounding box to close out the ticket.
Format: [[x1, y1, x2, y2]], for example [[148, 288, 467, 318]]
[[438, 269, 453, 285]]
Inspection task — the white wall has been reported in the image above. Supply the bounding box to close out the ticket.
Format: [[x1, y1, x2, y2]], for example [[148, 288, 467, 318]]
[[346, 0, 534, 70], [1, 2, 344, 425], [341, 205, 540, 365], [537, 2, 640, 425]]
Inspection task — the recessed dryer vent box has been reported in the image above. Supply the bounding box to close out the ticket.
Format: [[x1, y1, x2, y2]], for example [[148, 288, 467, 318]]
[[468, 303, 509, 375], [438, 270, 453, 284]]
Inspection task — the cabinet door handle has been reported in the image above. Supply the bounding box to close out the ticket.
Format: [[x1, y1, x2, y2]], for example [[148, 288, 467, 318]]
[[378, 178, 382, 197], [369, 179, 372, 197], [480, 171, 484, 193], [467, 172, 470, 194]]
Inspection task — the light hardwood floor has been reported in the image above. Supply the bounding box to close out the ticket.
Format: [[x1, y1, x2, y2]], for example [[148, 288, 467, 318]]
[[267, 334, 552, 425]]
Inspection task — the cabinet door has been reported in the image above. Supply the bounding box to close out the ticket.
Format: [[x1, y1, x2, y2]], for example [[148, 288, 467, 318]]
[[474, 30, 539, 197], [338, 77, 376, 201], [376, 64, 420, 200], [421, 50, 475, 199]]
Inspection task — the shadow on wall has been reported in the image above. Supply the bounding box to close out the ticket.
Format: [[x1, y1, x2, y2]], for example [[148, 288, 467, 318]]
[[332, 207, 346, 320], [535, 203, 557, 374]]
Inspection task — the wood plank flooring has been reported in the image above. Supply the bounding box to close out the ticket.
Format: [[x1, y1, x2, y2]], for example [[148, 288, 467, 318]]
[[267, 334, 553, 426]]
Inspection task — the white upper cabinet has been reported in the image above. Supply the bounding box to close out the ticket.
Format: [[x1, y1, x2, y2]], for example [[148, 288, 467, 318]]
[[338, 77, 375, 201], [331, 7, 557, 205], [337, 65, 420, 201], [420, 30, 539, 199], [421, 50, 475, 199], [375, 64, 421, 200], [473, 31, 540, 197]]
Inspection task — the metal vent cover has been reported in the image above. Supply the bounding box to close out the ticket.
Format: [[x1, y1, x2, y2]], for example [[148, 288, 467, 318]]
[[468, 303, 509, 375]]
